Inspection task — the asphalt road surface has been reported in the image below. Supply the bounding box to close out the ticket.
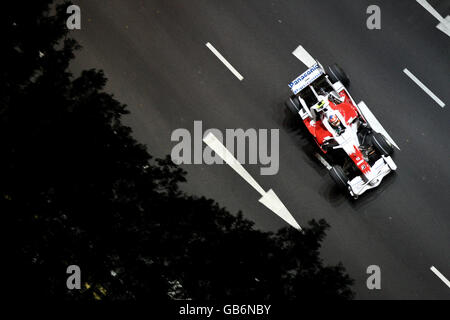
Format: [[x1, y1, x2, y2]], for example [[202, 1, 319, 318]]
[[69, 0, 450, 299]]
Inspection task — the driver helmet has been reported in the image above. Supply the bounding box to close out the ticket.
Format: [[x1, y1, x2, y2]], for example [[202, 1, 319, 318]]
[[329, 114, 340, 127]]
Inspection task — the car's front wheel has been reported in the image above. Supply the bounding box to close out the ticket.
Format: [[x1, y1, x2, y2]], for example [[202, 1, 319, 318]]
[[329, 165, 349, 190], [371, 132, 394, 156]]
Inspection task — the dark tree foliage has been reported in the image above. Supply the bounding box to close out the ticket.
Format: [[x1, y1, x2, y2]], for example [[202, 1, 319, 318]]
[[1, 1, 354, 301]]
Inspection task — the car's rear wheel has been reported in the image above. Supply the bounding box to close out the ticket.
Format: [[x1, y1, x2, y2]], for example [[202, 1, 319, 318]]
[[327, 64, 350, 88], [371, 132, 394, 156], [329, 165, 349, 190], [285, 95, 300, 114]]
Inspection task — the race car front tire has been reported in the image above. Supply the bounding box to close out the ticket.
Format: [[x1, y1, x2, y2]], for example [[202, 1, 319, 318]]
[[285, 96, 301, 114], [327, 64, 350, 88], [371, 132, 394, 156], [329, 165, 349, 190]]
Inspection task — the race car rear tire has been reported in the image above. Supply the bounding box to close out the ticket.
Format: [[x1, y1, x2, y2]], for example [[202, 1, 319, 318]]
[[327, 64, 350, 88], [329, 165, 349, 190], [285, 96, 301, 114], [371, 132, 394, 156]]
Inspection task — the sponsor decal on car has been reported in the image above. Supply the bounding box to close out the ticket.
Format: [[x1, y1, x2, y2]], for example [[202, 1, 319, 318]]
[[349, 146, 371, 175], [288, 64, 323, 94]]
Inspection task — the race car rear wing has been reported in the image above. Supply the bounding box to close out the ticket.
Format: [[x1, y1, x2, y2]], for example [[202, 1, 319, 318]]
[[289, 45, 326, 95], [288, 64, 324, 95], [292, 45, 316, 68]]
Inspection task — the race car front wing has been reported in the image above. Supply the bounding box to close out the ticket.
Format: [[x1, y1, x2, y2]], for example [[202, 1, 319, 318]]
[[347, 155, 397, 198]]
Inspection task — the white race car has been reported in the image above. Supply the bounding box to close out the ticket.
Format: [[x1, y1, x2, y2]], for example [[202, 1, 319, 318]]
[[285, 46, 399, 198]]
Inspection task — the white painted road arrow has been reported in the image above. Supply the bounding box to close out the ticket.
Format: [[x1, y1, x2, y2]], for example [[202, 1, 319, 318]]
[[416, 0, 450, 38], [203, 133, 302, 230]]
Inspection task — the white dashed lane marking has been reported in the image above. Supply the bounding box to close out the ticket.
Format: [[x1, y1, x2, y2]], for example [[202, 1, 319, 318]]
[[430, 266, 450, 288], [403, 68, 445, 108], [205, 42, 244, 81]]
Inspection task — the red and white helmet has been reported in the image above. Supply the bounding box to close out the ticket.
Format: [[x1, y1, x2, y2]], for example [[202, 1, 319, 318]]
[[329, 114, 340, 126]]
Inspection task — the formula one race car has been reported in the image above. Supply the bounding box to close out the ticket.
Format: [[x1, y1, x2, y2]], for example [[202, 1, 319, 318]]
[[285, 46, 399, 198]]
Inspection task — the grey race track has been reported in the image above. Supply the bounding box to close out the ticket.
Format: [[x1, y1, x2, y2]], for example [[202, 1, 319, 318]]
[[69, 0, 450, 299]]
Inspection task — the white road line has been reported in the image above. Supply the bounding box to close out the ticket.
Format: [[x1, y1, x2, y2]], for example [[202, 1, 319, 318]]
[[403, 68, 445, 108], [416, 0, 444, 21], [205, 42, 244, 81], [437, 16, 450, 37], [415, 0, 450, 37], [430, 266, 450, 288], [203, 132, 265, 195], [203, 133, 302, 230]]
